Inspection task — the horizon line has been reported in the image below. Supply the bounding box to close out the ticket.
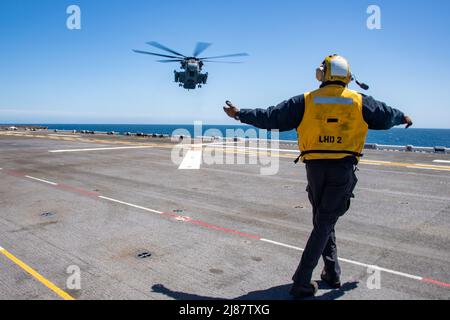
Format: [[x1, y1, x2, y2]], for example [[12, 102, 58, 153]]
[[0, 123, 449, 130]]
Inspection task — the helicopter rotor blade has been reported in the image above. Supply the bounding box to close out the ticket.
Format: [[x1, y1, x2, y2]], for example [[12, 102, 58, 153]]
[[193, 42, 212, 57], [200, 53, 249, 60], [202, 60, 243, 64], [156, 59, 184, 63], [146, 41, 186, 57], [133, 50, 182, 59]]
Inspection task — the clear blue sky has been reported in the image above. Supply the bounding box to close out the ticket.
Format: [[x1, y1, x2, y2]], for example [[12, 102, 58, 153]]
[[1, 0, 449, 128]]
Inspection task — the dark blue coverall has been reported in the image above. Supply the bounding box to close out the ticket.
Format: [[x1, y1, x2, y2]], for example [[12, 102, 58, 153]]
[[237, 82, 407, 287]]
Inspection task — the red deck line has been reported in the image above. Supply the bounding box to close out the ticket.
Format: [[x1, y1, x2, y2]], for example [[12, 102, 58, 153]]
[[56, 183, 100, 197], [421, 278, 450, 288], [189, 219, 261, 240], [2, 168, 25, 177]]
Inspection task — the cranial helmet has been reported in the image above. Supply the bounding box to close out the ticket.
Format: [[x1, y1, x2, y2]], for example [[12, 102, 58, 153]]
[[317, 54, 352, 85]]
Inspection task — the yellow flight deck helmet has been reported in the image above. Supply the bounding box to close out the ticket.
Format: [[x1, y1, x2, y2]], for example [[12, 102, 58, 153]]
[[317, 54, 369, 90]]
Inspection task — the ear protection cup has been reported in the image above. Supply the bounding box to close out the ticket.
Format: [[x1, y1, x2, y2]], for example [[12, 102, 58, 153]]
[[315, 59, 327, 82], [315, 66, 325, 82]]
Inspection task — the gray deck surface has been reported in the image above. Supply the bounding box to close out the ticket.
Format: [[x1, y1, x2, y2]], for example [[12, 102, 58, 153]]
[[0, 131, 449, 300]]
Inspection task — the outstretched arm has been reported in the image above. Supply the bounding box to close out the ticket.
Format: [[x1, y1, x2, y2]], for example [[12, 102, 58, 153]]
[[362, 95, 413, 130], [223, 95, 305, 132]]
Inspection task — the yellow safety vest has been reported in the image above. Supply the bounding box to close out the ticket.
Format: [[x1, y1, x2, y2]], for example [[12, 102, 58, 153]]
[[297, 85, 368, 162]]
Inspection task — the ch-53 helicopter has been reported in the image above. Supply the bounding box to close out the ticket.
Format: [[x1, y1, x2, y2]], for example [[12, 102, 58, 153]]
[[133, 42, 248, 90]]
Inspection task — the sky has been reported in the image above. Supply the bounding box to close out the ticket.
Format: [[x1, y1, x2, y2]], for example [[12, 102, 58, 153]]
[[0, 0, 450, 128]]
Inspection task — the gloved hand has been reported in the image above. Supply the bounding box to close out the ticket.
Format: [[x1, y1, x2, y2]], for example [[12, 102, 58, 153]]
[[223, 100, 240, 120], [404, 116, 413, 129]]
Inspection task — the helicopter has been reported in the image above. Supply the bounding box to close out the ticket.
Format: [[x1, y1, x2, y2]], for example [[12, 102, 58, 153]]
[[133, 42, 248, 90]]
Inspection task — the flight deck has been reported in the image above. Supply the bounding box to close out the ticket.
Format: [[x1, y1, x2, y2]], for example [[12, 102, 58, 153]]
[[0, 130, 449, 300]]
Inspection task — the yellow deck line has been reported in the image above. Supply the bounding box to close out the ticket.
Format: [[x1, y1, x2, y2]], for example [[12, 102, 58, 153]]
[[203, 146, 450, 171], [0, 246, 75, 300], [359, 160, 450, 171]]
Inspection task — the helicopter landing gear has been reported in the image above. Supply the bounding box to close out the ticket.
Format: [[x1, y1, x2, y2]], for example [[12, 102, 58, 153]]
[[198, 84, 202, 88]]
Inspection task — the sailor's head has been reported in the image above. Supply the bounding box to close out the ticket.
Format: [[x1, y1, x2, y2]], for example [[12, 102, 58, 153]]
[[316, 54, 352, 85]]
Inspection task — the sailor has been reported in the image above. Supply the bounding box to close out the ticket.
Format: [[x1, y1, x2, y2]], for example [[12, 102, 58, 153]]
[[223, 54, 413, 298]]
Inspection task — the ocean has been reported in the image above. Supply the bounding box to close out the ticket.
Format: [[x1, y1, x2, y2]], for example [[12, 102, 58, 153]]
[[8, 124, 450, 148]]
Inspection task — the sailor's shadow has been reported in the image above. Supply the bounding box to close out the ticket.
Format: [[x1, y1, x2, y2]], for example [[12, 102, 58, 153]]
[[306, 281, 359, 300], [151, 281, 358, 300]]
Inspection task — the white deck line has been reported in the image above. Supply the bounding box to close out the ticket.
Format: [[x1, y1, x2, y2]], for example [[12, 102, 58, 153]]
[[49, 146, 154, 153], [205, 143, 297, 153], [24, 176, 58, 186], [414, 163, 450, 168], [98, 196, 163, 214], [433, 160, 450, 164], [260, 238, 423, 281], [178, 150, 202, 170], [407, 166, 449, 171]]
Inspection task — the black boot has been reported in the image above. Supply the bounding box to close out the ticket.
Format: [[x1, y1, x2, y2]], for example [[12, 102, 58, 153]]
[[320, 269, 341, 289], [289, 281, 318, 299]]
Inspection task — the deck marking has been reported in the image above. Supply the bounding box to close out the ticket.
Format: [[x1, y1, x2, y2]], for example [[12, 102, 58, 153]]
[[421, 278, 450, 288], [362, 160, 392, 164], [25, 175, 58, 186], [433, 160, 450, 164], [1, 168, 25, 177], [57, 183, 99, 197], [363, 162, 449, 171], [407, 166, 450, 171], [205, 143, 297, 154], [204, 145, 450, 172], [260, 238, 305, 251], [178, 150, 202, 170], [189, 219, 261, 240], [48, 134, 81, 138], [261, 238, 428, 282], [0, 246, 75, 300], [98, 196, 163, 214], [414, 163, 448, 167], [98, 196, 260, 239], [49, 146, 154, 153]]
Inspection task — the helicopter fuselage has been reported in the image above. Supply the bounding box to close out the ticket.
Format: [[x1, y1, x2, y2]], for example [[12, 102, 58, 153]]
[[174, 59, 208, 90]]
